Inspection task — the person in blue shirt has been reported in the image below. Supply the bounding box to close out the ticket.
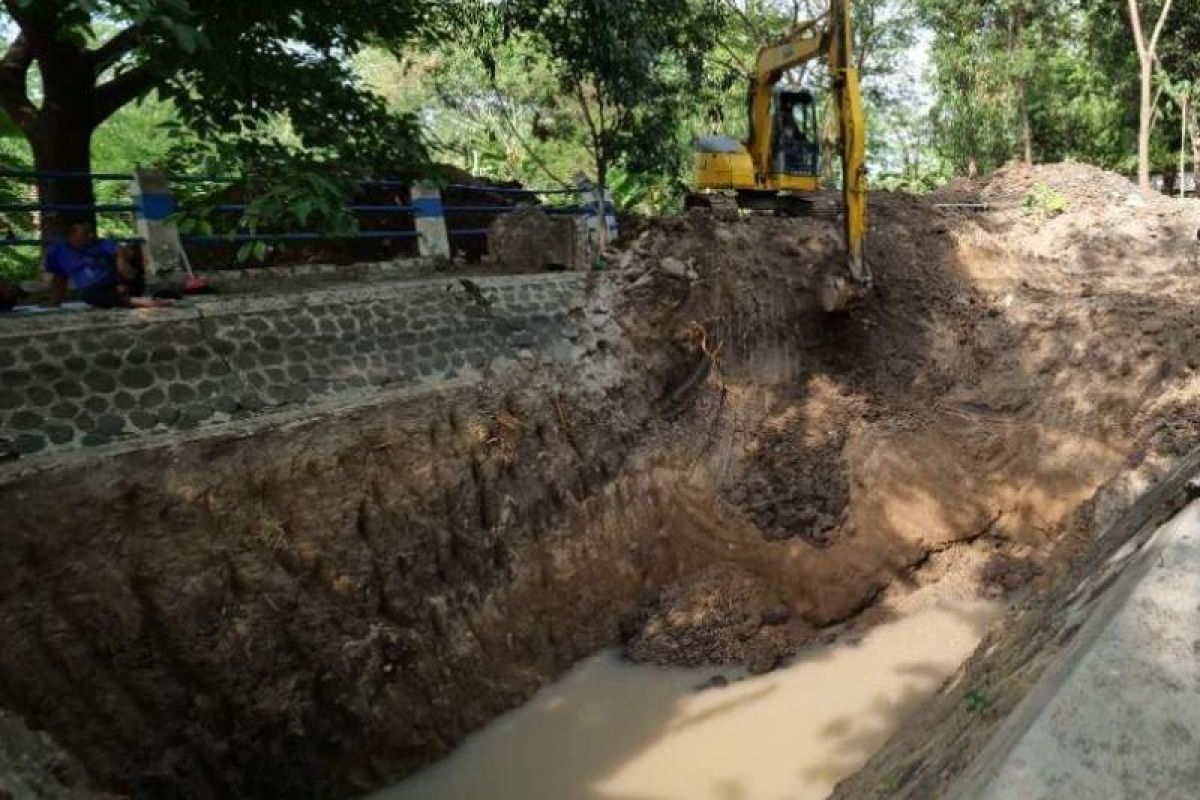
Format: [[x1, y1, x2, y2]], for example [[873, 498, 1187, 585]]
[[44, 220, 173, 309]]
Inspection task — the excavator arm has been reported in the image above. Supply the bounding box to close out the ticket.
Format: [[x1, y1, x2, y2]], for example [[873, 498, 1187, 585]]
[[821, 0, 872, 309], [744, 0, 872, 310]]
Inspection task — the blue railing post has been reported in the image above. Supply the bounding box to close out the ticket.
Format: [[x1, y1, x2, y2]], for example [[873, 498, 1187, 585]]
[[131, 168, 185, 276], [411, 183, 450, 259]]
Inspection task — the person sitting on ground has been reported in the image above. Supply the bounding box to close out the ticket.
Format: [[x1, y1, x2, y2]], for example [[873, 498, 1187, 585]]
[[44, 220, 173, 309]]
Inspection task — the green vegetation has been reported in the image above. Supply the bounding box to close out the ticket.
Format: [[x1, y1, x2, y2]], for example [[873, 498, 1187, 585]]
[[463, 0, 725, 237], [919, 0, 1200, 186], [964, 687, 994, 713], [0, 0, 437, 239], [1023, 183, 1068, 217]]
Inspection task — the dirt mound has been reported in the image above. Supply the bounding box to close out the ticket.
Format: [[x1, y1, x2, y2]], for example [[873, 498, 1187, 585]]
[[625, 563, 791, 674], [980, 161, 1149, 208], [963, 162, 1200, 276], [601, 164, 1200, 675], [929, 176, 985, 205]]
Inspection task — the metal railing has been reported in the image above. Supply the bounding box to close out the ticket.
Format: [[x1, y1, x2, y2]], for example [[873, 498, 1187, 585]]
[[0, 169, 599, 254]]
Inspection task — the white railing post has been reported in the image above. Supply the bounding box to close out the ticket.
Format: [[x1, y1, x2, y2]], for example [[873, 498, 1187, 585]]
[[411, 183, 451, 259], [601, 187, 618, 244], [130, 168, 186, 276], [576, 175, 619, 251]]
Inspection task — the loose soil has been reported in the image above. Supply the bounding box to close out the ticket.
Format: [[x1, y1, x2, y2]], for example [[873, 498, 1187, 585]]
[[3, 161, 1200, 799]]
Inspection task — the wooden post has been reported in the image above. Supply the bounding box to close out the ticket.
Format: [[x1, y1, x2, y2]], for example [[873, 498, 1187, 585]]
[[411, 183, 450, 259], [130, 168, 185, 276]]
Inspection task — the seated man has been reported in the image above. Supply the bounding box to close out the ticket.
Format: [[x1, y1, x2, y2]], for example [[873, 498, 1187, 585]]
[[45, 220, 172, 309]]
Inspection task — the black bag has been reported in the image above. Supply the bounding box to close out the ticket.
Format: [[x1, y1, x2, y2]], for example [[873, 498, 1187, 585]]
[[0, 279, 25, 311]]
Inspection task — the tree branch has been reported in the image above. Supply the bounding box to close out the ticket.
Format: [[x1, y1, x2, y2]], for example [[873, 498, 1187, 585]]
[[91, 25, 143, 73], [1148, 0, 1174, 55], [486, 72, 570, 188], [574, 80, 604, 180], [722, 0, 764, 44], [94, 64, 157, 123], [715, 40, 750, 73], [857, 28, 880, 73], [0, 32, 37, 128], [711, 51, 749, 76], [1151, 80, 1167, 127], [1127, 0, 1147, 61], [2, 0, 47, 33]]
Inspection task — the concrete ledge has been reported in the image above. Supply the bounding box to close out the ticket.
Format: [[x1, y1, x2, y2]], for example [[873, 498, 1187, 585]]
[[191, 257, 440, 293], [958, 492, 1200, 799], [0, 272, 598, 465]]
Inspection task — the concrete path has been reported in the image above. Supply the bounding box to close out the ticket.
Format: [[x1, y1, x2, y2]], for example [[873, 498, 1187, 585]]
[[969, 500, 1200, 799]]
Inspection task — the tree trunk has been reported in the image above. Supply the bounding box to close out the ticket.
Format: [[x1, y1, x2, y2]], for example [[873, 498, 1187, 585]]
[[1137, 57, 1154, 191], [27, 114, 97, 240], [1012, 4, 1031, 166], [1181, 95, 1189, 199], [0, 28, 104, 241], [1128, 0, 1174, 191], [594, 157, 608, 250], [1192, 126, 1200, 198], [1021, 86, 1033, 166]]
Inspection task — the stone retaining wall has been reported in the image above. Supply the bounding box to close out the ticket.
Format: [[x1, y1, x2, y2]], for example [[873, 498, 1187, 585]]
[[0, 272, 596, 463]]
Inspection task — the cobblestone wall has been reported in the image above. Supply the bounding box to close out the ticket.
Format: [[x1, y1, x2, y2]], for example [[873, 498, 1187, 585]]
[[0, 273, 596, 462]]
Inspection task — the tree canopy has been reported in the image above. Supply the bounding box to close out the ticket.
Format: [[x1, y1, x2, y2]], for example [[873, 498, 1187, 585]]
[[460, 0, 726, 219], [0, 0, 442, 232], [917, 0, 1200, 183]]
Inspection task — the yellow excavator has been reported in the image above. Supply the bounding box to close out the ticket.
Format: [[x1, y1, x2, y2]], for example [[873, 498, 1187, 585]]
[[689, 0, 871, 310]]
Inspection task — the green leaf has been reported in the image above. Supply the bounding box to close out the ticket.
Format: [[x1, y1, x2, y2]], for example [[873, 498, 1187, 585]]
[[0, 110, 21, 138], [294, 199, 314, 225]]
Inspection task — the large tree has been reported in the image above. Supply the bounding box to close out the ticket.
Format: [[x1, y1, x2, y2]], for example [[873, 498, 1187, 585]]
[[1126, 0, 1173, 189], [0, 0, 437, 235], [467, 0, 726, 242], [920, 0, 1139, 176], [1148, 0, 1200, 190]]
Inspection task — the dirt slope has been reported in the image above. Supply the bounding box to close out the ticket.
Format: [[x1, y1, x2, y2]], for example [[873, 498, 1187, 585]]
[[610, 162, 1200, 670]]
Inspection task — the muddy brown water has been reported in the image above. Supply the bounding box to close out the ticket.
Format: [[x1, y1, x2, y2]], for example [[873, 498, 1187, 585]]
[[375, 599, 1001, 800]]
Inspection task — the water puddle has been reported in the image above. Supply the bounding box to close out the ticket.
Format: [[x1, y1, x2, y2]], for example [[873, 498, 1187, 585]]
[[375, 599, 1001, 800]]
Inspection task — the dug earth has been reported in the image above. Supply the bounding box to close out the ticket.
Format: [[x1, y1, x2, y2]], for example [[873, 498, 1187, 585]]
[[3, 162, 1200, 799]]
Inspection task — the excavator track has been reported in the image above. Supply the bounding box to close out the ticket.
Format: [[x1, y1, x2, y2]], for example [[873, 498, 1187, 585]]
[[686, 191, 836, 218], [685, 192, 740, 218]]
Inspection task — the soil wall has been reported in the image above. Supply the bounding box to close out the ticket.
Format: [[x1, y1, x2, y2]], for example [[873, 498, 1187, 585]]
[[0, 248, 813, 798]]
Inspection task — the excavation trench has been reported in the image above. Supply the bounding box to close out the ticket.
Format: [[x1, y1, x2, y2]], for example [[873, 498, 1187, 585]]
[[3, 164, 1200, 799]]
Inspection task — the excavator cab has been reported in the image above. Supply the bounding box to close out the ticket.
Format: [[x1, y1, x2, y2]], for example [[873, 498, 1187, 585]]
[[771, 88, 819, 178]]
